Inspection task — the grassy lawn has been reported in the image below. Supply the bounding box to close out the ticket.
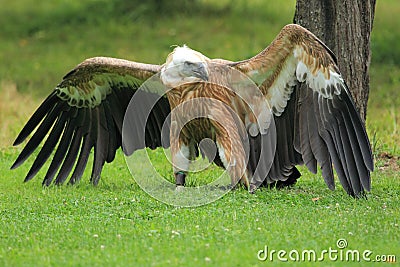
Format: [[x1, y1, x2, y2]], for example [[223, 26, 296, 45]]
[[0, 0, 399, 266]]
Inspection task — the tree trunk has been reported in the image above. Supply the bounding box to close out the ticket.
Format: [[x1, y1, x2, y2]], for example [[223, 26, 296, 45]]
[[293, 0, 376, 121]]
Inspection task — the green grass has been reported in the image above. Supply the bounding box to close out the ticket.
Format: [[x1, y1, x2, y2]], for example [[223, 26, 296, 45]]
[[1, 149, 399, 266], [0, 0, 399, 266]]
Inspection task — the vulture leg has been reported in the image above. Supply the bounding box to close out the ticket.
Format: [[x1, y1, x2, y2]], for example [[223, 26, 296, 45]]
[[175, 171, 186, 186], [170, 120, 189, 188]]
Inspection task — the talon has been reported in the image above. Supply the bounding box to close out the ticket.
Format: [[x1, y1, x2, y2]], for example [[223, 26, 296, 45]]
[[249, 184, 257, 194]]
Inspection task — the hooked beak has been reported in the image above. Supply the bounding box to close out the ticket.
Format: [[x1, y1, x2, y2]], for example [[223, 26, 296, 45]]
[[191, 62, 209, 81]]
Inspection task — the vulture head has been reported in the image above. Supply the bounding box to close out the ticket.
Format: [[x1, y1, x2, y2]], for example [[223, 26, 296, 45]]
[[161, 45, 209, 88]]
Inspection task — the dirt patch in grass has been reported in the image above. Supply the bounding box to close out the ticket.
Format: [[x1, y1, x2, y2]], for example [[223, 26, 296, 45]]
[[376, 152, 400, 173]]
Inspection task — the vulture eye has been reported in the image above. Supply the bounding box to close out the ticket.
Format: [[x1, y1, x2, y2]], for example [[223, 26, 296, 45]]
[[184, 61, 195, 67]]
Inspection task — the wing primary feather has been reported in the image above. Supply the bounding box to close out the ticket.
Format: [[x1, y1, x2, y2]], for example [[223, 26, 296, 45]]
[[249, 133, 271, 186], [84, 106, 99, 184], [13, 92, 59, 146], [258, 123, 277, 184], [51, 108, 84, 185], [312, 92, 334, 189], [144, 97, 158, 148], [158, 97, 171, 148], [150, 96, 169, 148], [322, 91, 368, 195], [270, 147, 281, 181], [276, 112, 290, 170], [248, 135, 259, 174], [123, 90, 148, 155], [118, 87, 134, 108], [298, 87, 317, 173], [142, 93, 159, 149], [317, 98, 349, 191], [340, 86, 374, 171], [283, 94, 297, 165], [103, 100, 118, 163], [69, 131, 92, 185], [144, 94, 171, 149], [336, 114, 361, 196], [42, 111, 76, 186], [54, 127, 83, 185], [152, 97, 170, 136], [270, 117, 289, 181], [151, 110, 166, 147], [108, 92, 125, 136], [339, 100, 371, 190], [23, 110, 69, 182], [307, 91, 334, 188], [146, 114, 158, 149], [67, 108, 92, 184], [11, 102, 67, 170], [91, 105, 109, 185], [68, 109, 94, 184], [325, 100, 354, 195], [334, 96, 369, 193]]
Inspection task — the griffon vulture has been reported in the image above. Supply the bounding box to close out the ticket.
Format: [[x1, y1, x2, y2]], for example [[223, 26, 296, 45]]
[[11, 24, 373, 197]]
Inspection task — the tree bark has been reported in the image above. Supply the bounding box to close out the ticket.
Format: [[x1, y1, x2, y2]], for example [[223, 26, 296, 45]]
[[293, 0, 376, 121]]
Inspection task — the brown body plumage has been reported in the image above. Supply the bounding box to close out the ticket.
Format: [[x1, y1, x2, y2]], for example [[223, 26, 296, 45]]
[[167, 79, 250, 187]]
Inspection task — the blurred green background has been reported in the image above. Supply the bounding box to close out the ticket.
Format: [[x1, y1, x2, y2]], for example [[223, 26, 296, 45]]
[[0, 0, 297, 93]]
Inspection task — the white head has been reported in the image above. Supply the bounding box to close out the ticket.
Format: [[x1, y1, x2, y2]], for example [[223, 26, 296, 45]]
[[160, 45, 209, 88]]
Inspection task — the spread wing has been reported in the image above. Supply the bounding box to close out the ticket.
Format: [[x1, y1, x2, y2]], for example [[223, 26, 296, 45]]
[[231, 24, 374, 197], [11, 57, 171, 186]]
